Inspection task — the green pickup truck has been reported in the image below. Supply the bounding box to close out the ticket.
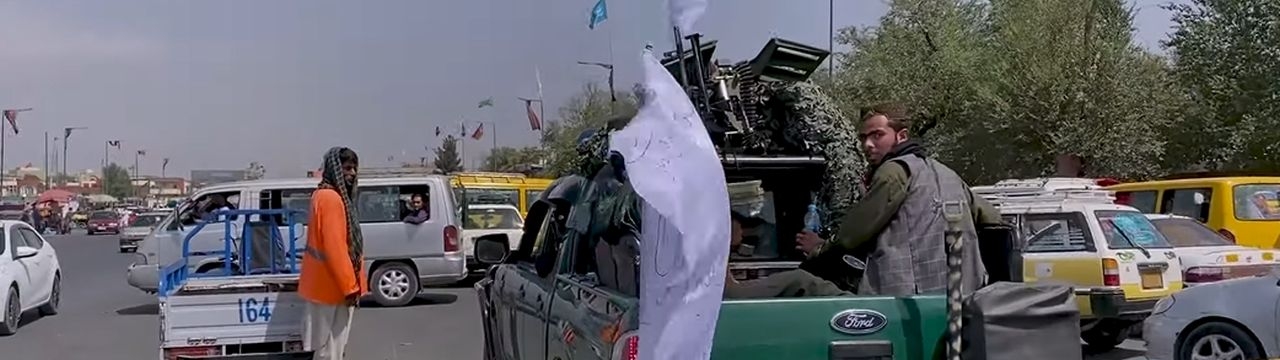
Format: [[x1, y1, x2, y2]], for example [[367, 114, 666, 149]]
[[471, 159, 951, 360]]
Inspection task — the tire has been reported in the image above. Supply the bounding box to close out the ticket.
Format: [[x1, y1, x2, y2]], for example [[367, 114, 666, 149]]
[[1082, 319, 1133, 352], [87, 230, 94, 236], [1176, 322, 1263, 360], [370, 262, 419, 307], [1, 286, 19, 336], [38, 274, 60, 316]]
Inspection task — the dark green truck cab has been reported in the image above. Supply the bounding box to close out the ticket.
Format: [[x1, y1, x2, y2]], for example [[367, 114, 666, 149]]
[[472, 171, 949, 360]]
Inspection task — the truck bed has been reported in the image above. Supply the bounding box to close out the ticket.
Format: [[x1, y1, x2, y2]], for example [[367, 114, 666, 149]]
[[160, 275, 307, 350]]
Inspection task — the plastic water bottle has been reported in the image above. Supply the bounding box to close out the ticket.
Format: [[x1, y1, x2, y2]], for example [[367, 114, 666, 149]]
[[804, 204, 822, 232]]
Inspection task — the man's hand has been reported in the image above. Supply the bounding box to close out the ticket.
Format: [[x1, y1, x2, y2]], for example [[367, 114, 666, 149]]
[[345, 292, 361, 307], [795, 230, 824, 258]]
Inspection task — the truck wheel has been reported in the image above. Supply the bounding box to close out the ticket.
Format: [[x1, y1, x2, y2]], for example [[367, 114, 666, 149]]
[[370, 262, 419, 307], [1082, 319, 1132, 352], [38, 274, 60, 316], [1176, 322, 1262, 360], [1, 286, 19, 336]]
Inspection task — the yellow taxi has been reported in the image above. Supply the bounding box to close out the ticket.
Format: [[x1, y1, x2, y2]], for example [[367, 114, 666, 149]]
[[451, 172, 554, 217], [1104, 174, 1280, 249], [974, 178, 1184, 351]]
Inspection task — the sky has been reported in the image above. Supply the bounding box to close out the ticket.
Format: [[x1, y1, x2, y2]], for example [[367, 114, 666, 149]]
[[0, 0, 1185, 178]]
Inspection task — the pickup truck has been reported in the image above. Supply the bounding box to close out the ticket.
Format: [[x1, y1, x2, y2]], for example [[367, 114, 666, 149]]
[[156, 209, 313, 360], [472, 163, 951, 360]]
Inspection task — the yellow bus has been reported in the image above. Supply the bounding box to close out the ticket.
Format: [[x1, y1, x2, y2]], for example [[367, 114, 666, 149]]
[[452, 172, 555, 217]]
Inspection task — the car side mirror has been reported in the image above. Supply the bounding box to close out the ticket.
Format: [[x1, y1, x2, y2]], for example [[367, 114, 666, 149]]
[[14, 246, 38, 259], [474, 234, 511, 265]]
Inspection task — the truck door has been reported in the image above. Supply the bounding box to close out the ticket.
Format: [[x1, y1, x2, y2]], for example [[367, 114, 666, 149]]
[[499, 201, 568, 359], [546, 231, 637, 360]]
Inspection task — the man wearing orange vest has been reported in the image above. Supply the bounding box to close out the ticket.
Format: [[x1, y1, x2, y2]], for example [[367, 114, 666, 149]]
[[298, 147, 367, 360]]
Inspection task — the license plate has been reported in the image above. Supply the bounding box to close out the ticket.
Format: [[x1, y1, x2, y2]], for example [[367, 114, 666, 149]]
[[1140, 272, 1163, 289], [97, 226, 106, 230]]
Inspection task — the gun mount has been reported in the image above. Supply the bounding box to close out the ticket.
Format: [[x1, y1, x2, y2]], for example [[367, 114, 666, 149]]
[[661, 37, 830, 156]]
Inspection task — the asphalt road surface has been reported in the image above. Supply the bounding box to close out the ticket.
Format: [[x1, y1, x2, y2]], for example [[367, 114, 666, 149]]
[[0, 231, 1147, 360]]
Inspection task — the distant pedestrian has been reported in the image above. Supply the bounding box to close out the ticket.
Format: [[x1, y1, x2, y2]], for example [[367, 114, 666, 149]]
[[298, 147, 366, 360]]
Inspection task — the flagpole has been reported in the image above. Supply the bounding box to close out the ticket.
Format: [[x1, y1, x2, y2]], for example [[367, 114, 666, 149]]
[[460, 121, 467, 171], [43, 132, 49, 190], [2, 116, 7, 191]]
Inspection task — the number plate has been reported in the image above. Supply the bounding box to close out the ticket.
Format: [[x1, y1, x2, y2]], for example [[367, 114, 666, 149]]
[[237, 297, 274, 323], [97, 226, 107, 230], [1140, 272, 1163, 289]]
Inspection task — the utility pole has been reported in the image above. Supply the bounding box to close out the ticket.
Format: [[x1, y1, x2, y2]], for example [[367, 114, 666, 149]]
[[576, 61, 616, 102], [62, 126, 87, 186], [44, 132, 49, 190], [135, 150, 145, 198]]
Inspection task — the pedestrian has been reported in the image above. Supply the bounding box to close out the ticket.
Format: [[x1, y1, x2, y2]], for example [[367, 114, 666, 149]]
[[795, 102, 1001, 296], [401, 193, 429, 224], [298, 147, 366, 360]]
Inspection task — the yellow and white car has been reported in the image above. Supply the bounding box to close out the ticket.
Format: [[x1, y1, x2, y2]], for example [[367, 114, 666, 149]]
[[1143, 213, 1280, 286], [974, 178, 1184, 352]]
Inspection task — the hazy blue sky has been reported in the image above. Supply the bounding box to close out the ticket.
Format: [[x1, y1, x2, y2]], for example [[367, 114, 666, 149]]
[[0, 0, 1184, 178]]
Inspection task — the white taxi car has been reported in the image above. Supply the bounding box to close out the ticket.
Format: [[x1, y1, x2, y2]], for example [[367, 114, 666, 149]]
[[1145, 214, 1280, 286], [0, 220, 62, 335], [461, 204, 524, 272]]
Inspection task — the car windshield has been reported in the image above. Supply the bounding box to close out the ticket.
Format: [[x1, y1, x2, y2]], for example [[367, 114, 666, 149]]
[[1233, 184, 1280, 220], [131, 215, 165, 227], [1150, 217, 1233, 247], [1095, 210, 1174, 249], [465, 207, 523, 229], [90, 211, 116, 220]]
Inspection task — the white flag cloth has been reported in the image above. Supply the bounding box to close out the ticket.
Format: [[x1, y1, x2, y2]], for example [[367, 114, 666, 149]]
[[668, 0, 708, 35], [610, 48, 730, 360]]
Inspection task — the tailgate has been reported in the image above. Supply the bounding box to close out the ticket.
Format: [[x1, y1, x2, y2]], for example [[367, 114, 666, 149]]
[[712, 295, 946, 360], [161, 288, 307, 348]]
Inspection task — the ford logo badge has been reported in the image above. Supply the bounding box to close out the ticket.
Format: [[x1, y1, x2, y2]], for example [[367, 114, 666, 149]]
[[830, 309, 888, 335]]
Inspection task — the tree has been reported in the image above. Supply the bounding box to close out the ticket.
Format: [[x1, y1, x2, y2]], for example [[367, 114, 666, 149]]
[[101, 163, 131, 198], [481, 146, 545, 173], [434, 135, 464, 174], [1163, 0, 1280, 171], [245, 162, 266, 180], [539, 82, 638, 177]]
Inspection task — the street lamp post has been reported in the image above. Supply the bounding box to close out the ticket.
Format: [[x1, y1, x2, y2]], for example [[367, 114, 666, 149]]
[[576, 61, 616, 102], [62, 126, 87, 187]]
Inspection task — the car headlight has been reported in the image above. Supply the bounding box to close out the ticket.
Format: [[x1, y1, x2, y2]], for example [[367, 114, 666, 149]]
[[1152, 295, 1176, 315]]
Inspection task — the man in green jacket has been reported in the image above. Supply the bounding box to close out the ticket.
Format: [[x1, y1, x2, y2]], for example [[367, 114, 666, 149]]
[[796, 103, 1001, 295]]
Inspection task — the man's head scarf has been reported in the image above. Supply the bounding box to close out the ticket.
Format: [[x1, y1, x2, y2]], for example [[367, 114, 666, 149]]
[[320, 146, 364, 275]]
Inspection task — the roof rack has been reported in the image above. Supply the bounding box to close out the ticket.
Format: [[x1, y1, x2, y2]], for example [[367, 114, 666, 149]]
[[972, 178, 1115, 207]]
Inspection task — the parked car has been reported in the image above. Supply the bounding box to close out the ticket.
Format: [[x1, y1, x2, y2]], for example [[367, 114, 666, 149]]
[[461, 204, 524, 272], [119, 212, 168, 253], [1107, 174, 1280, 249], [0, 220, 61, 335], [1144, 271, 1280, 360], [1145, 214, 1280, 286], [86, 210, 122, 235]]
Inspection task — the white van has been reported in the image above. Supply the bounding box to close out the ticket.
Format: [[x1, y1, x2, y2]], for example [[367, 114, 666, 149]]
[[125, 176, 466, 307]]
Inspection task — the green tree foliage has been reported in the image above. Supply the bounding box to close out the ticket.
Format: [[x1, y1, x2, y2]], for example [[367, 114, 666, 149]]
[[101, 163, 132, 198], [833, 0, 1182, 183], [539, 82, 638, 177], [1163, 0, 1280, 171], [433, 135, 464, 174], [481, 146, 545, 173]]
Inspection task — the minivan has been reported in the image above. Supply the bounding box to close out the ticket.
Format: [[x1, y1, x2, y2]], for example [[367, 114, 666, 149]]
[[125, 176, 466, 307]]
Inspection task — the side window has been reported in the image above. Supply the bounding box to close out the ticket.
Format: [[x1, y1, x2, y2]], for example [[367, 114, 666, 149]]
[[7, 227, 23, 253], [356, 186, 403, 223], [525, 189, 544, 211], [259, 188, 315, 225], [1161, 188, 1212, 223], [179, 191, 242, 226], [18, 227, 44, 249], [1021, 213, 1094, 252], [529, 210, 558, 260], [1115, 191, 1157, 213], [396, 184, 432, 221]]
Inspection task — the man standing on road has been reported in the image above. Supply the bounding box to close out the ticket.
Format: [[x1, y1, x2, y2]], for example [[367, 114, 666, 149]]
[[299, 147, 367, 360], [795, 103, 999, 296]]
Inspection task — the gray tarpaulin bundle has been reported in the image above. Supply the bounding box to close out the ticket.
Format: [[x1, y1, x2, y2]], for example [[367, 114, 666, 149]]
[[962, 281, 1082, 360]]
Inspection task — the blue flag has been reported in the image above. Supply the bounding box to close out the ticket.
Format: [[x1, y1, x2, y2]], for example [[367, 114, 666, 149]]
[[589, 0, 608, 29]]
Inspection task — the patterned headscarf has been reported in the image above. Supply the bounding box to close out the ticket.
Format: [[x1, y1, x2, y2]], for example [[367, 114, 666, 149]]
[[320, 147, 364, 275]]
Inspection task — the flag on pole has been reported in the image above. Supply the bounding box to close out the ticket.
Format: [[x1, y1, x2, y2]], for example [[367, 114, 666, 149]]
[[525, 100, 542, 131], [535, 66, 544, 102], [609, 48, 729, 360], [162, 157, 170, 169], [460, 124, 467, 136], [477, 98, 494, 108], [669, 0, 709, 34], [435, 126, 441, 137], [589, 0, 608, 29], [107, 140, 121, 148], [471, 123, 485, 140], [2, 110, 18, 134]]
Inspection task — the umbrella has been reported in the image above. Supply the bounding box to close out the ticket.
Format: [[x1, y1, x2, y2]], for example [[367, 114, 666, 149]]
[[37, 189, 75, 203]]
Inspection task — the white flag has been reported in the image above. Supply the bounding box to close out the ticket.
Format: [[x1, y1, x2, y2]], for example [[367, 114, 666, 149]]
[[668, 0, 708, 34], [610, 48, 730, 360]]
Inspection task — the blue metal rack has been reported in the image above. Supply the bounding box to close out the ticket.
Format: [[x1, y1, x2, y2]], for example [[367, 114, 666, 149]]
[[158, 208, 304, 297]]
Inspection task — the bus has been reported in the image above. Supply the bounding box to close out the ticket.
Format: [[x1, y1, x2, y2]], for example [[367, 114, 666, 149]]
[[452, 172, 554, 217]]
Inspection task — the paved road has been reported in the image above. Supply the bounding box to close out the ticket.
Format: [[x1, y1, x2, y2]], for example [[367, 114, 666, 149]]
[[0, 232, 483, 360], [1, 231, 1147, 359]]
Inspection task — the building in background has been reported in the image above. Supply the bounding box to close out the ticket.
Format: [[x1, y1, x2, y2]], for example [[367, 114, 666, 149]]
[[190, 170, 248, 188]]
